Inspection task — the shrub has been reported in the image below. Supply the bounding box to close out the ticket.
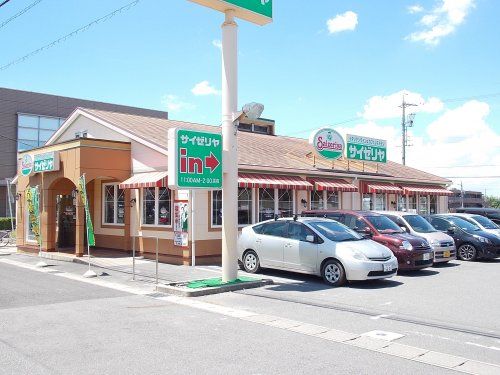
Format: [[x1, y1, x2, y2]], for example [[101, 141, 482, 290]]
[[0, 218, 15, 231]]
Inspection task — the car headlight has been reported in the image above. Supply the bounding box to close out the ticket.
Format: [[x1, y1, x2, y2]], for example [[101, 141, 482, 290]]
[[473, 235, 491, 244], [399, 240, 413, 250], [352, 250, 369, 261], [430, 239, 440, 248]]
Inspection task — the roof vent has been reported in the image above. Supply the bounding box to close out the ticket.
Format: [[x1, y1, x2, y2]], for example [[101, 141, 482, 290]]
[[75, 130, 88, 139]]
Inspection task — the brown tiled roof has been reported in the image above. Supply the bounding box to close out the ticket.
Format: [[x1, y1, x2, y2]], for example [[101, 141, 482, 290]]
[[79, 108, 451, 185]]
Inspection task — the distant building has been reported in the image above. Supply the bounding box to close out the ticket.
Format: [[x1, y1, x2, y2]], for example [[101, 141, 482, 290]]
[[448, 189, 485, 211], [0, 87, 168, 217]]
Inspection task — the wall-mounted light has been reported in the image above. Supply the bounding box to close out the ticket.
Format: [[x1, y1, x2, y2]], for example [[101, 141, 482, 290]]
[[301, 198, 307, 208], [15, 193, 21, 201], [130, 198, 137, 207], [71, 189, 79, 199]]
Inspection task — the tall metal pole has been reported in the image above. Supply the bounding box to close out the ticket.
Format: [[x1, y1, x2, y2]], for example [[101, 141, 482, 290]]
[[461, 181, 464, 208], [401, 95, 406, 166], [221, 9, 238, 282]]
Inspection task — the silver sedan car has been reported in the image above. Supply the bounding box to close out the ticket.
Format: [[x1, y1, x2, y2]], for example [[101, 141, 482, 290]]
[[238, 217, 398, 287]]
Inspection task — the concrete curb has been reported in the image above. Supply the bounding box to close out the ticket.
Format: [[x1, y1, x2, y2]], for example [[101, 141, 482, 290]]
[[157, 279, 273, 297]]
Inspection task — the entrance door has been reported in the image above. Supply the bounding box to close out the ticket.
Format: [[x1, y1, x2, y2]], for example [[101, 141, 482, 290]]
[[56, 195, 76, 248]]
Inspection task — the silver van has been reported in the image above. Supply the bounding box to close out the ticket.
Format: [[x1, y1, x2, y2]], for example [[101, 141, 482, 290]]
[[376, 211, 456, 263]]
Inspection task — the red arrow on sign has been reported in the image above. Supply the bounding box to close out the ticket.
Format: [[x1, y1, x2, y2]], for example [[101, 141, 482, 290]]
[[205, 152, 220, 173]]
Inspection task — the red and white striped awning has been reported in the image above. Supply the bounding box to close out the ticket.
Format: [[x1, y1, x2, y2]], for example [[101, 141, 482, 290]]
[[238, 173, 313, 190], [307, 178, 358, 192], [119, 171, 168, 189], [364, 182, 403, 194], [400, 185, 453, 196]]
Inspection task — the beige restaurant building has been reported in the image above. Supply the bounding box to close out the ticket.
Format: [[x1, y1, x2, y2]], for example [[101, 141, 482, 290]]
[[16, 108, 453, 265]]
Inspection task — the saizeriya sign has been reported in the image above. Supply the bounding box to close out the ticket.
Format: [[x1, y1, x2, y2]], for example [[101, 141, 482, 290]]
[[20, 152, 60, 176], [168, 128, 223, 189], [311, 128, 345, 160]]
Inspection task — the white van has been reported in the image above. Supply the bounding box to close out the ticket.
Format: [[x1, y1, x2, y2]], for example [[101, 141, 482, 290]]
[[376, 211, 456, 263]]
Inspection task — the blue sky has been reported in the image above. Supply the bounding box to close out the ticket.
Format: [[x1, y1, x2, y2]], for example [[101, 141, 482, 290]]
[[1, 0, 499, 193]]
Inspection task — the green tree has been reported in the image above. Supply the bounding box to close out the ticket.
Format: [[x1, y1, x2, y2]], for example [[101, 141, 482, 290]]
[[485, 195, 500, 209]]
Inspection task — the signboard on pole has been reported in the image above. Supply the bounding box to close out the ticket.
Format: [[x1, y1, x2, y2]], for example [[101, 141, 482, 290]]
[[173, 200, 189, 247], [168, 128, 223, 190], [346, 134, 387, 163], [78, 174, 95, 247], [188, 0, 272, 25], [311, 128, 345, 160]]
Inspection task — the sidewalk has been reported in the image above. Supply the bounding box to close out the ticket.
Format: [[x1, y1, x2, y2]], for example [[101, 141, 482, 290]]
[[35, 248, 230, 285]]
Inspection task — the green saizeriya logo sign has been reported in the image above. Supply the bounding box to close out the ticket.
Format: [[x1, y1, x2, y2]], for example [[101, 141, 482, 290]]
[[311, 128, 345, 160], [224, 0, 272, 18]]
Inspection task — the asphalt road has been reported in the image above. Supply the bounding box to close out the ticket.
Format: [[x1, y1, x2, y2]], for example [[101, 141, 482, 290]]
[[201, 258, 500, 365], [0, 260, 459, 375]]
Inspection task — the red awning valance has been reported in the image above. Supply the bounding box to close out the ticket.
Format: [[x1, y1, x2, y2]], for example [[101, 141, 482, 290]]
[[364, 182, 403, 194], [119, 172, 168, 189], [400, 185, 453, 196], [308, 178, 358, 192], [238, 173, 313, 190]]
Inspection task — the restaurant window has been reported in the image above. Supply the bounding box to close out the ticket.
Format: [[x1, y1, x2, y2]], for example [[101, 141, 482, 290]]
[[408, 195, 417, 212], [326, 191, 339, 209], [259, 188, 275, 221], [103, 183, 125, 225], [278, 189, 294, 218], [374, 193, 386, 210], [142, 187, 172, 226], [362, 194, 372, 210], [430, 195, 438, 214], [212, 190, 223, 226], [397, 195, 407, 211], [238, 188, 253, 225], [310, 191, 323, 210], [419, 195, 429, 215]]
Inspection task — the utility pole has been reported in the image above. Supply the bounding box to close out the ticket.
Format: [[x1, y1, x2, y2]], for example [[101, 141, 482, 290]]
[[461, 181, 465, 208], [399, 94, 418, 165]]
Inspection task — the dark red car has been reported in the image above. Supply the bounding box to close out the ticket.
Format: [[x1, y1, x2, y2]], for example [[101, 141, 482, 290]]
[[302, 210, 434, 270]]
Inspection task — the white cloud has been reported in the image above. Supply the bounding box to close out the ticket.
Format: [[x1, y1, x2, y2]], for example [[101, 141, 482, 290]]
[[191, 81, 221, 96], [407, 0, 475, 46], [408, 4, 424, 14], [212, 39, 222, 50], [161, 94, 195, 113], [361, 90, 444, 120], [343, 95, 500, 194], [326, 11, 358, 34]]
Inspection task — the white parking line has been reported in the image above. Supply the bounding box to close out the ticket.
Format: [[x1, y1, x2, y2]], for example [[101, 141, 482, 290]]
[[2, 257, 500, 374]]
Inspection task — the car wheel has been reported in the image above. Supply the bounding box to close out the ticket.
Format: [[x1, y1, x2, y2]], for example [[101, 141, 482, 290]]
[[242, 250, 260, 273], [321, 259, 346, 287], [458, 244, 477, 261]]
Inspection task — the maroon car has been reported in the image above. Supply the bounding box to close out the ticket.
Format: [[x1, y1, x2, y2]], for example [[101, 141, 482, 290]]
[[302, 210, 434, 270]]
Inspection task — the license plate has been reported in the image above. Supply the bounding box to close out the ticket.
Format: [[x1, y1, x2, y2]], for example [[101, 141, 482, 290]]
[[383, 264, 393, 272], [443, 251, 450, 258], [423, 253, 430, 261]]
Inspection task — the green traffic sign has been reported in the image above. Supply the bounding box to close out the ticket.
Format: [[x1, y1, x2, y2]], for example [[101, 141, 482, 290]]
[[168, 128, 223, 189], [346, 134, 387, 163], [188, 0, 272, 25]]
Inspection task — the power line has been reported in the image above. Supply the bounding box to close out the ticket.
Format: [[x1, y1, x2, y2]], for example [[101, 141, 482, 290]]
[[441, 92, 500, 103], [0, 0, 43, 30], [0, 132, 38, 149], [426, 164, 500, 169], [0, 0, 12, 9], [0, 0, 140, 71], [444, 176, 500, 179]]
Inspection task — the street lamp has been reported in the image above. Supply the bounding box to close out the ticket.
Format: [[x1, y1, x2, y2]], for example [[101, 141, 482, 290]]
[[232, 102, 265, 131]]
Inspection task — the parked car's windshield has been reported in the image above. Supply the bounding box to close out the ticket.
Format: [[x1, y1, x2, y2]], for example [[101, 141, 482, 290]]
[[308, 221, 364, 242], [448, 217, 481, 232], [471, 215, 499, 229], [365, 216, 404, 234], [404, 215, 437, 233]]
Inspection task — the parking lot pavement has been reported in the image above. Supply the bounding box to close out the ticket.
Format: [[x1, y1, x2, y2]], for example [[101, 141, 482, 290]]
[[1, 259, 459, 375], [199, 259, 500, 365]]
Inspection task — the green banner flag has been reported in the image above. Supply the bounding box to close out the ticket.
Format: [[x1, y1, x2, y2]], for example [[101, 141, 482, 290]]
[[78, 174, 95, 247], [26, 186, 41, 246]]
